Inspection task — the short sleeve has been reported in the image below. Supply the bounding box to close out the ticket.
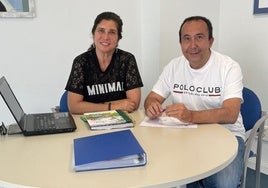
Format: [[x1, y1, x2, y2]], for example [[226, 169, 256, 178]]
[[152, 62, 173, 98], [223, 61, 243, 101], [125, 55, 143, 90], [65, 54, 86, 95]]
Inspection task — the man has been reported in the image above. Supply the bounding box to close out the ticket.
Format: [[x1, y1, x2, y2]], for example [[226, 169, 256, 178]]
[[144, 16, 245, 188]]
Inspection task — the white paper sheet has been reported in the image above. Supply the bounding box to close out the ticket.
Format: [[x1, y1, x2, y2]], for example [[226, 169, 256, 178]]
[[0, 180, 38, 188], [139, 116, 197, 128]]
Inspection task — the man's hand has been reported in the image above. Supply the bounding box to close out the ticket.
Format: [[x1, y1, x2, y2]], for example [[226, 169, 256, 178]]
[[165, 103, 192, 123]]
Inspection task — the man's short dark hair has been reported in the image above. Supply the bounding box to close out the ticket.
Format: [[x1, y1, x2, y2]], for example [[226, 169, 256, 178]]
[[179, 16, 213, 43]]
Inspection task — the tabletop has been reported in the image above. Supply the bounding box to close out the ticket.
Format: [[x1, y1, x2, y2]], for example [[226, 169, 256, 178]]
[[0, 110, 238, 188]]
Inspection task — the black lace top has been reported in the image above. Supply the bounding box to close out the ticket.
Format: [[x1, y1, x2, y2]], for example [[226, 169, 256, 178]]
[[65, 48, 143, 103]]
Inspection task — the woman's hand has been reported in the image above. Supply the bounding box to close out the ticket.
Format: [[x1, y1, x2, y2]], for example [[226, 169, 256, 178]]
[[110, 99, 136, 113]]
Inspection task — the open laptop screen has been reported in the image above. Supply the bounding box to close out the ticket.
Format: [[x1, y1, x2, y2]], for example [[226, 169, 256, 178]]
[[0, 77, 25, 126]]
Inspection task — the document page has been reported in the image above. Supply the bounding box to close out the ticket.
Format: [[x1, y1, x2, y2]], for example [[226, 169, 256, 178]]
[[0, 180, 37, 188], [139, 116, 197, 128]]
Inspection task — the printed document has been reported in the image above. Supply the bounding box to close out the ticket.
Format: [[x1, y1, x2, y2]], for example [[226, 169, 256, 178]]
[[140, 116, 197, 128]]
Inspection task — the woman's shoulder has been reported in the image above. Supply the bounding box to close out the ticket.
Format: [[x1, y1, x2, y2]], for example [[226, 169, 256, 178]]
[[73, 50, 94, 63], [116, 48, 135, 58]]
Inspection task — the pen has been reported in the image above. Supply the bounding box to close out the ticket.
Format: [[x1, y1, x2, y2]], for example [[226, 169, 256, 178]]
[[162, 108, 166, 113]]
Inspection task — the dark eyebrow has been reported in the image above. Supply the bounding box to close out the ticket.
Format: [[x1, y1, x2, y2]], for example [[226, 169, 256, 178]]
[[196, 33, 205, 36], [182, 34, 190, 38], [96, 27, 117, 32], [182, 33, 205, 37]]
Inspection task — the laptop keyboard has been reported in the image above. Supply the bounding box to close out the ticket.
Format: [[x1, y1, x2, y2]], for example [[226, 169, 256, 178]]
[[34, 114, 56, 130]]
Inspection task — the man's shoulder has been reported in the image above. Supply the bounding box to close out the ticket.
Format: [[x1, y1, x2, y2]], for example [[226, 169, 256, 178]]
[[166, 56, 186, 67], [211, 50, 240, 67], [212, 50, 237, 62]]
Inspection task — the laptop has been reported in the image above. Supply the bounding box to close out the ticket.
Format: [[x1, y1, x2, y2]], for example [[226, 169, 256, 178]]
[[0, 76, 76, 136]]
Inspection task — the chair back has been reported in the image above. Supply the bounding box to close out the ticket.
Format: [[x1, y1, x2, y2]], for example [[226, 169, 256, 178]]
[[59, 90, 69, 112], [241, 87, 262, 131], [240, 87, 266, 188]]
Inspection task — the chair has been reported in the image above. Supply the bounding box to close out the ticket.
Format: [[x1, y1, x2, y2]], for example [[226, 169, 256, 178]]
[[59, 90, 69, 112], [240, 87, 268, 188]]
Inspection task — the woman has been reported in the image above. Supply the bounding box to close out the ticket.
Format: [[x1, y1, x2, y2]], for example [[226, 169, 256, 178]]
[[65, 12, 143, 114]]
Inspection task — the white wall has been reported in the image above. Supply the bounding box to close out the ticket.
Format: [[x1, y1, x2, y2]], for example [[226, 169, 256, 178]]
[[140, 0, 160, 106], [1, 0, 268, 125], [159, 0, 220, 69], [218, 0, 268, 111]]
